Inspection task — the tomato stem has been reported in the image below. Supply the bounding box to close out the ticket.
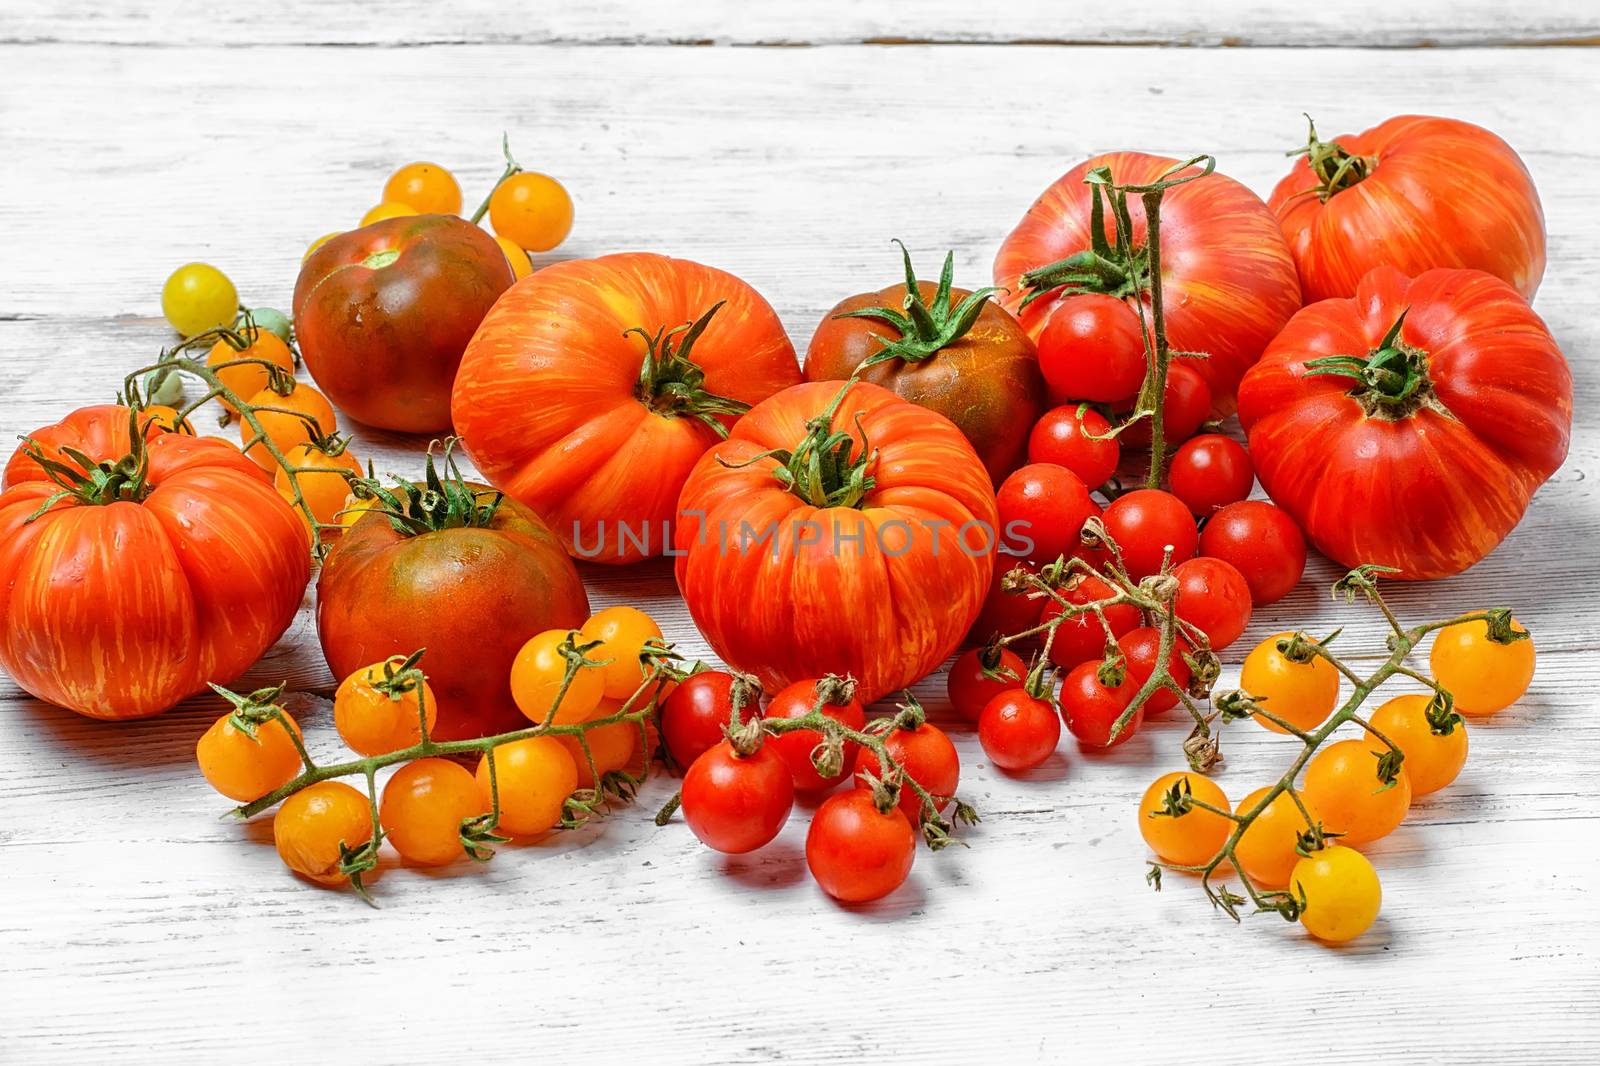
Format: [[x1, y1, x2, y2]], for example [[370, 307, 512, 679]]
[[833, 242, 1004, 368], [629, 302, 751, 435], [1289, 115, 1376, 203]]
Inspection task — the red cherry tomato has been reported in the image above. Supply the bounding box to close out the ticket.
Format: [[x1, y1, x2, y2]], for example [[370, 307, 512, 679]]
[[1028, 405, 1121, 489], [1168, 434, 1254, 516], [763, 679, 866, 793], [969, 557, 1042, 642], [1040, 573, 1142, 670], [947, 646, 1027, 723], [1172, 556, 1253, 651], [1119, 361, 1213, 449], [997, 462, 1099, 565], [1117, 625, 1191, 714], [978, 689, 1062, 771], [1035, 294, 1147, 405], [1060, 660, 1142, 748], [660, 671, 756, 770], [1101, 488, 1199, 580], [1197, 500, 1307, 606], [679, 740, 794, 854], [805, 788, 916, 903], [854, 722, 960, 824]]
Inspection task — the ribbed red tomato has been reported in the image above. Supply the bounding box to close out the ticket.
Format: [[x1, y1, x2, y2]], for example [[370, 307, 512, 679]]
[[0, 406, 309, 719], [674, 381, 996, 703], [1269, 115, 1545, 304], [1238, 267, 1571, 579], [994, 152, 1300, 412], [452, 253, 800, 563]]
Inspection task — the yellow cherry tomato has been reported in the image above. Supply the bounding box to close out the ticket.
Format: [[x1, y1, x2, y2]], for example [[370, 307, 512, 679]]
[[274, 780, 379, 887], [305, 232, 342, 260], [510, 629, 605, 725], [1429, 615, 1535, 717], [333, 660, 438, 757], [579, 606, 665, 700], [1302, 739, 1411, 847], [1366, 694, 1467, 796], [557, 701, 640, 788], [494, 234, 533, 280], [379, 758, 485, 866], [1239, 632, 1339, 734], [489, 171, 573, 252], [339, 492, 381, 528], [207, 328, 295, 414], [1137, 771, 1232, 867], [475, 737, 578, 837], [360, 202, 419, 227], [1234, 786, 1321, 889], [139, 403, 192, 435], [1291, 845, 1382, 943], [383, 161, 463, 215], [275, 440, 364, 529], [240, 380, 337, 471], [162, 262, 238, 337], [195, 711, 303, 803]]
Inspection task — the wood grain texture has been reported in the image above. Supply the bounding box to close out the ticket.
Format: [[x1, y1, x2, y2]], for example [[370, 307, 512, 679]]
[[1, 26, 1598, 1066], [3, 0, 1598, 47]]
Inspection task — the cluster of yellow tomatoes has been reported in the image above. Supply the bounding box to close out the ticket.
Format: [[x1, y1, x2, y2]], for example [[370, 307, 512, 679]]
[[1138, 616, 1535, 942], [194, 605, 664, 886]]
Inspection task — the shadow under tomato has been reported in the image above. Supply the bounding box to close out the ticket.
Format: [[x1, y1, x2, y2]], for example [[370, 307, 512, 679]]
[[826, 874, 929, 919], [717, 839, 808, 889], [989, 749, 1072, 783]]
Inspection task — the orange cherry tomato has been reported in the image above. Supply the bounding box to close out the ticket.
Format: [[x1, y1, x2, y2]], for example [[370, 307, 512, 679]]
[[275, 440, 364, 529], [579, 606, 665, 701], [207, 328, 295, 413], [360, 202, 419, 227], [1239, 632, 1340, 734], [1366, 694, 1468, 796], [273, 780, 378, 887], [489, 171, 573, 252], [333, 660, 439, 756], [1429, 615, 1535, 716], [383, 162, 463, 215], [495, 235, 533, 280], [240, 380, 337, 471], [1138, 771, 1232, 867], [1234, 786, 1321, 889], [305, 232, 342, 260], [139, 404, 192, 434], [475, 736, 578, 837], [196, 711, 304, 802], [510, 629, 605, 725], [1302, 738, 1412, 846], [557, 699, 640, 788], [379, 758, 485, 866]]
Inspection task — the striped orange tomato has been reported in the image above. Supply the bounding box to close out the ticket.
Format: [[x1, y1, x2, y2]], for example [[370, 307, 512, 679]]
[[674, 381, 997, 703], [0, 405, 309, 719]]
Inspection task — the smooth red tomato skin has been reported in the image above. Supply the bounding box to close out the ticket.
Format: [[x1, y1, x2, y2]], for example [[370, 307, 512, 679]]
[[676, 382, 996, 704], [1117, 362, 1212, 450], [454, 253, 800, 564], [1028, 405, 1120, 488], [805, 280, 1043, 483], [0, 406, 308, 719], [1197, 500, 1306, 605], [997, 152, 1300, 412], [806, 789, 916, 903], [978, 690, 1061, 771], [969, 557, 1042, 642], [854, 723, 960, 823], [294, 214, 513, 433], [1269, 115, 1544, 303], [1238, 267, 1571, 579], [764, 680, 867, 793], [1101, 489, 1199, 580], [680, 741, 795, 854], [1034, 293, 1147, 404], [947, 647, 1027, 723], [1168, 434, 1254, 516], [317, 488, 589, 741], [1040, 573, 1141, 670], [997, 462, 1097, 564], [1061, 661, 1142, 749], [1172, 557, 1253, 652], [1118, 626, 1190, 714], [660, 671, 744, 769]]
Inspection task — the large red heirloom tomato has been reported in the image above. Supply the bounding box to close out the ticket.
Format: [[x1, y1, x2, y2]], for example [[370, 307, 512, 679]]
[[317, 453, 590, 740], [0, 406, 310, 719], [674, 381, 997, 703], [295, 214, 514, 433], [803, 246, 1043, 483], [453, 252, 800, 564], [1238, 267, 1571, 580], [995, 152, 1299, 412], [1269, 115, 1545, 304]]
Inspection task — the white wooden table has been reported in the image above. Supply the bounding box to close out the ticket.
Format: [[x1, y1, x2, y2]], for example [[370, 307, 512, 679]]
[[3, 4, 1598, 1062]]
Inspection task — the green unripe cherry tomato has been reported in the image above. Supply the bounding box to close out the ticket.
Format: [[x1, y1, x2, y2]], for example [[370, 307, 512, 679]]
[[237, 306, 293, 347]]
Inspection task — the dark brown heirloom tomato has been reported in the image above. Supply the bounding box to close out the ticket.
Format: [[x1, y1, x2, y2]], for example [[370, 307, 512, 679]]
[[293, 215, 514, 433], [317, 449, 589, 741], [803, 245, 1042, 483]]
